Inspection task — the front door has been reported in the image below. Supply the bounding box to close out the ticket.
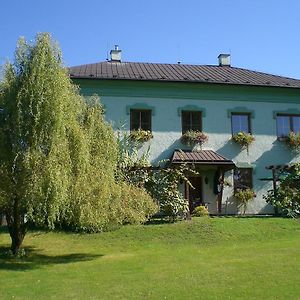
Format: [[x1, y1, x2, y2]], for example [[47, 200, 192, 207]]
[[185, 176, 202, 213]]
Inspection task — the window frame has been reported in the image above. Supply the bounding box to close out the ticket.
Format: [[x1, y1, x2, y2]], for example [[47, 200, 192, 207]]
[[233, 168, 253, 192], [181, 110, 202, 134], [130, 109, 152, 132], [276, 114, 300, 138], [231, 112, 251, 135]]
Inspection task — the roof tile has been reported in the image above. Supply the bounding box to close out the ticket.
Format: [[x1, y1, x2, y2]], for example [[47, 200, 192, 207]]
[[69, 61, 300, 88], [171, 150, 235, 166]]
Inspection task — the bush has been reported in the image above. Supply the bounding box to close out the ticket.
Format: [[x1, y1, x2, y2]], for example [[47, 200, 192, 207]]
[[117, 131, 197, 220], [263, 164, 300, 217], [193, 205, 209, 217], [145, 166, 192, 220], [110, 183, 159, 226], [234, 189, 255, 215]]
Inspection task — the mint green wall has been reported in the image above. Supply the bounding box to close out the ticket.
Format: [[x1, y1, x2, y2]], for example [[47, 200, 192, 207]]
[[73, 79, 300, 215]]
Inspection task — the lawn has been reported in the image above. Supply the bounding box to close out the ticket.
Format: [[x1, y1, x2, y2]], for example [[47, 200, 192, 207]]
[[0, 217, 299, 299]]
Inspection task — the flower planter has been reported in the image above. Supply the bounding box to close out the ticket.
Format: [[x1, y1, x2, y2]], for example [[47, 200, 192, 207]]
[[181, 130, 208, 148], [232, 132, 255, 152], [285, 132, 300, 150], [129, 129, 153, 143]]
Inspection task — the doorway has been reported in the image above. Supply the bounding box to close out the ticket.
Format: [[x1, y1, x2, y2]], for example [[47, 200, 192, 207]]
[[185, 176, 203, 213]]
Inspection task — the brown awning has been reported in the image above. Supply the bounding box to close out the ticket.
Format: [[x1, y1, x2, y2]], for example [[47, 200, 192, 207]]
[[171, 150, 235, 169]]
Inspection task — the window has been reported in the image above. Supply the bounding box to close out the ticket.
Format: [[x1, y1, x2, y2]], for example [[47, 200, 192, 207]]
[[233, 168, 252, 191], [276, 115, 300, 137], [182, 111, 202, 133], [130, 109, 151, 131], [231, 113, 251, 135]]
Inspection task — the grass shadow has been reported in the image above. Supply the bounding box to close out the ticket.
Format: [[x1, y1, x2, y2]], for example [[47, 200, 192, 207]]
[[210, 215, 280, 219], [145, 218, 177, 226], [0, 245, 102, 271]]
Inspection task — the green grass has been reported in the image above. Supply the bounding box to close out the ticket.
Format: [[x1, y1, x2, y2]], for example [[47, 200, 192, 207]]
[[0, 217, 300, 299]]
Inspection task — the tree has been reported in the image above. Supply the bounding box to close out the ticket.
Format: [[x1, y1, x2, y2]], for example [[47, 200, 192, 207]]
[[0, 33, 157, 255]]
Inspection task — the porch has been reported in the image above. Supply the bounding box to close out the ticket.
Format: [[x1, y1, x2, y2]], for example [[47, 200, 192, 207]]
[[171, 150, 235, 214]]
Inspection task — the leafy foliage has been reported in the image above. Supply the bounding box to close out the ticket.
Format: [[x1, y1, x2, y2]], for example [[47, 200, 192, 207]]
[[234, 189, 255, 214], [232, 132, 255, 149], [0, 33, 157, 253], [117, 132, 196, 219], [285, 132, 300, 150], [192, 205, 209, 217], [181, 130, 208, 146], [263, 164, 300, 217], [129, 129, 153, 143], [145, 165, 192, 220]]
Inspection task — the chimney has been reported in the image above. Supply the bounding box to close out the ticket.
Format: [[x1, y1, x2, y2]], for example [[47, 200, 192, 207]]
[[110, 45, 122, 62], [218, 54, 231, 67]]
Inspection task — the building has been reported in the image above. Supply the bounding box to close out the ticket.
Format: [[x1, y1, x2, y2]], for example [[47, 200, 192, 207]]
[[69, 47, 300, 215]]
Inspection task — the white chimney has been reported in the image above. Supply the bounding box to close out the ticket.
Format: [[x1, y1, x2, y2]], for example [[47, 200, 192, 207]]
[[218, 54, 231, 66], [110, 45, 122, 62]]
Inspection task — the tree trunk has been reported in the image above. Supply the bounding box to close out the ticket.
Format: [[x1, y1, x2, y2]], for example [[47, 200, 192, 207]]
[[5, 198, 26, 255]]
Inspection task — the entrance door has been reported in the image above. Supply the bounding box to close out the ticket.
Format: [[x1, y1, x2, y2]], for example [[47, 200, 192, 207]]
[[185, 177, 202, 213]]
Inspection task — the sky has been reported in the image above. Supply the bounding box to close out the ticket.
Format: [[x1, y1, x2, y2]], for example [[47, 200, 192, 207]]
[[1, 0, 300, 79]]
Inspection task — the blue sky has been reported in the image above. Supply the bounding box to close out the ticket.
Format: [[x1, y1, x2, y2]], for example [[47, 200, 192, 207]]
[[1, 0, 300, 78]]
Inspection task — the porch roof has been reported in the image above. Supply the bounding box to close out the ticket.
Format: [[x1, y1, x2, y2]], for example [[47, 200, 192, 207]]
[[171, 150, 235, 169]]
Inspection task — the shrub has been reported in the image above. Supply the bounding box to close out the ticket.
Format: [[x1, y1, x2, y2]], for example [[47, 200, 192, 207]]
[[181, 130, 208, 146], [286, 132, 300, 150], [109, 183, 159, 227], [234, 189, 255, 215], [129, 129, 153, 143], [117, 131, 197, 220], [146, 165, 191, 220], [232, 132, 255, 150], [263, 164, 300, 217], [192, 205, 209, 217]]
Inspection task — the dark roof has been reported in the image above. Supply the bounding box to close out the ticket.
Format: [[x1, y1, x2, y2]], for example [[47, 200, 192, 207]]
[[69, 61, 300, 88], [171, 150, 235, 168]]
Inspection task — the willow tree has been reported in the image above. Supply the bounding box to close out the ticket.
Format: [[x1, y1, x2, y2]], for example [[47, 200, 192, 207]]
[[0, 33, 134, 255]]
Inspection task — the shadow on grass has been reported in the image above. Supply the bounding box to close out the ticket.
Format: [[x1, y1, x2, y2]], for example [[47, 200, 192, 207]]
[[210, 215, 281, 219], [145, 218, 177, 226], [0, 245, 102, 271]]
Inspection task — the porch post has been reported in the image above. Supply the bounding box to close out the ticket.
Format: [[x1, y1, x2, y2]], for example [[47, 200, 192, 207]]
[[185, 181, 192, 220], [272, 168, 279, 216], [217, 168, 225, 215]]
